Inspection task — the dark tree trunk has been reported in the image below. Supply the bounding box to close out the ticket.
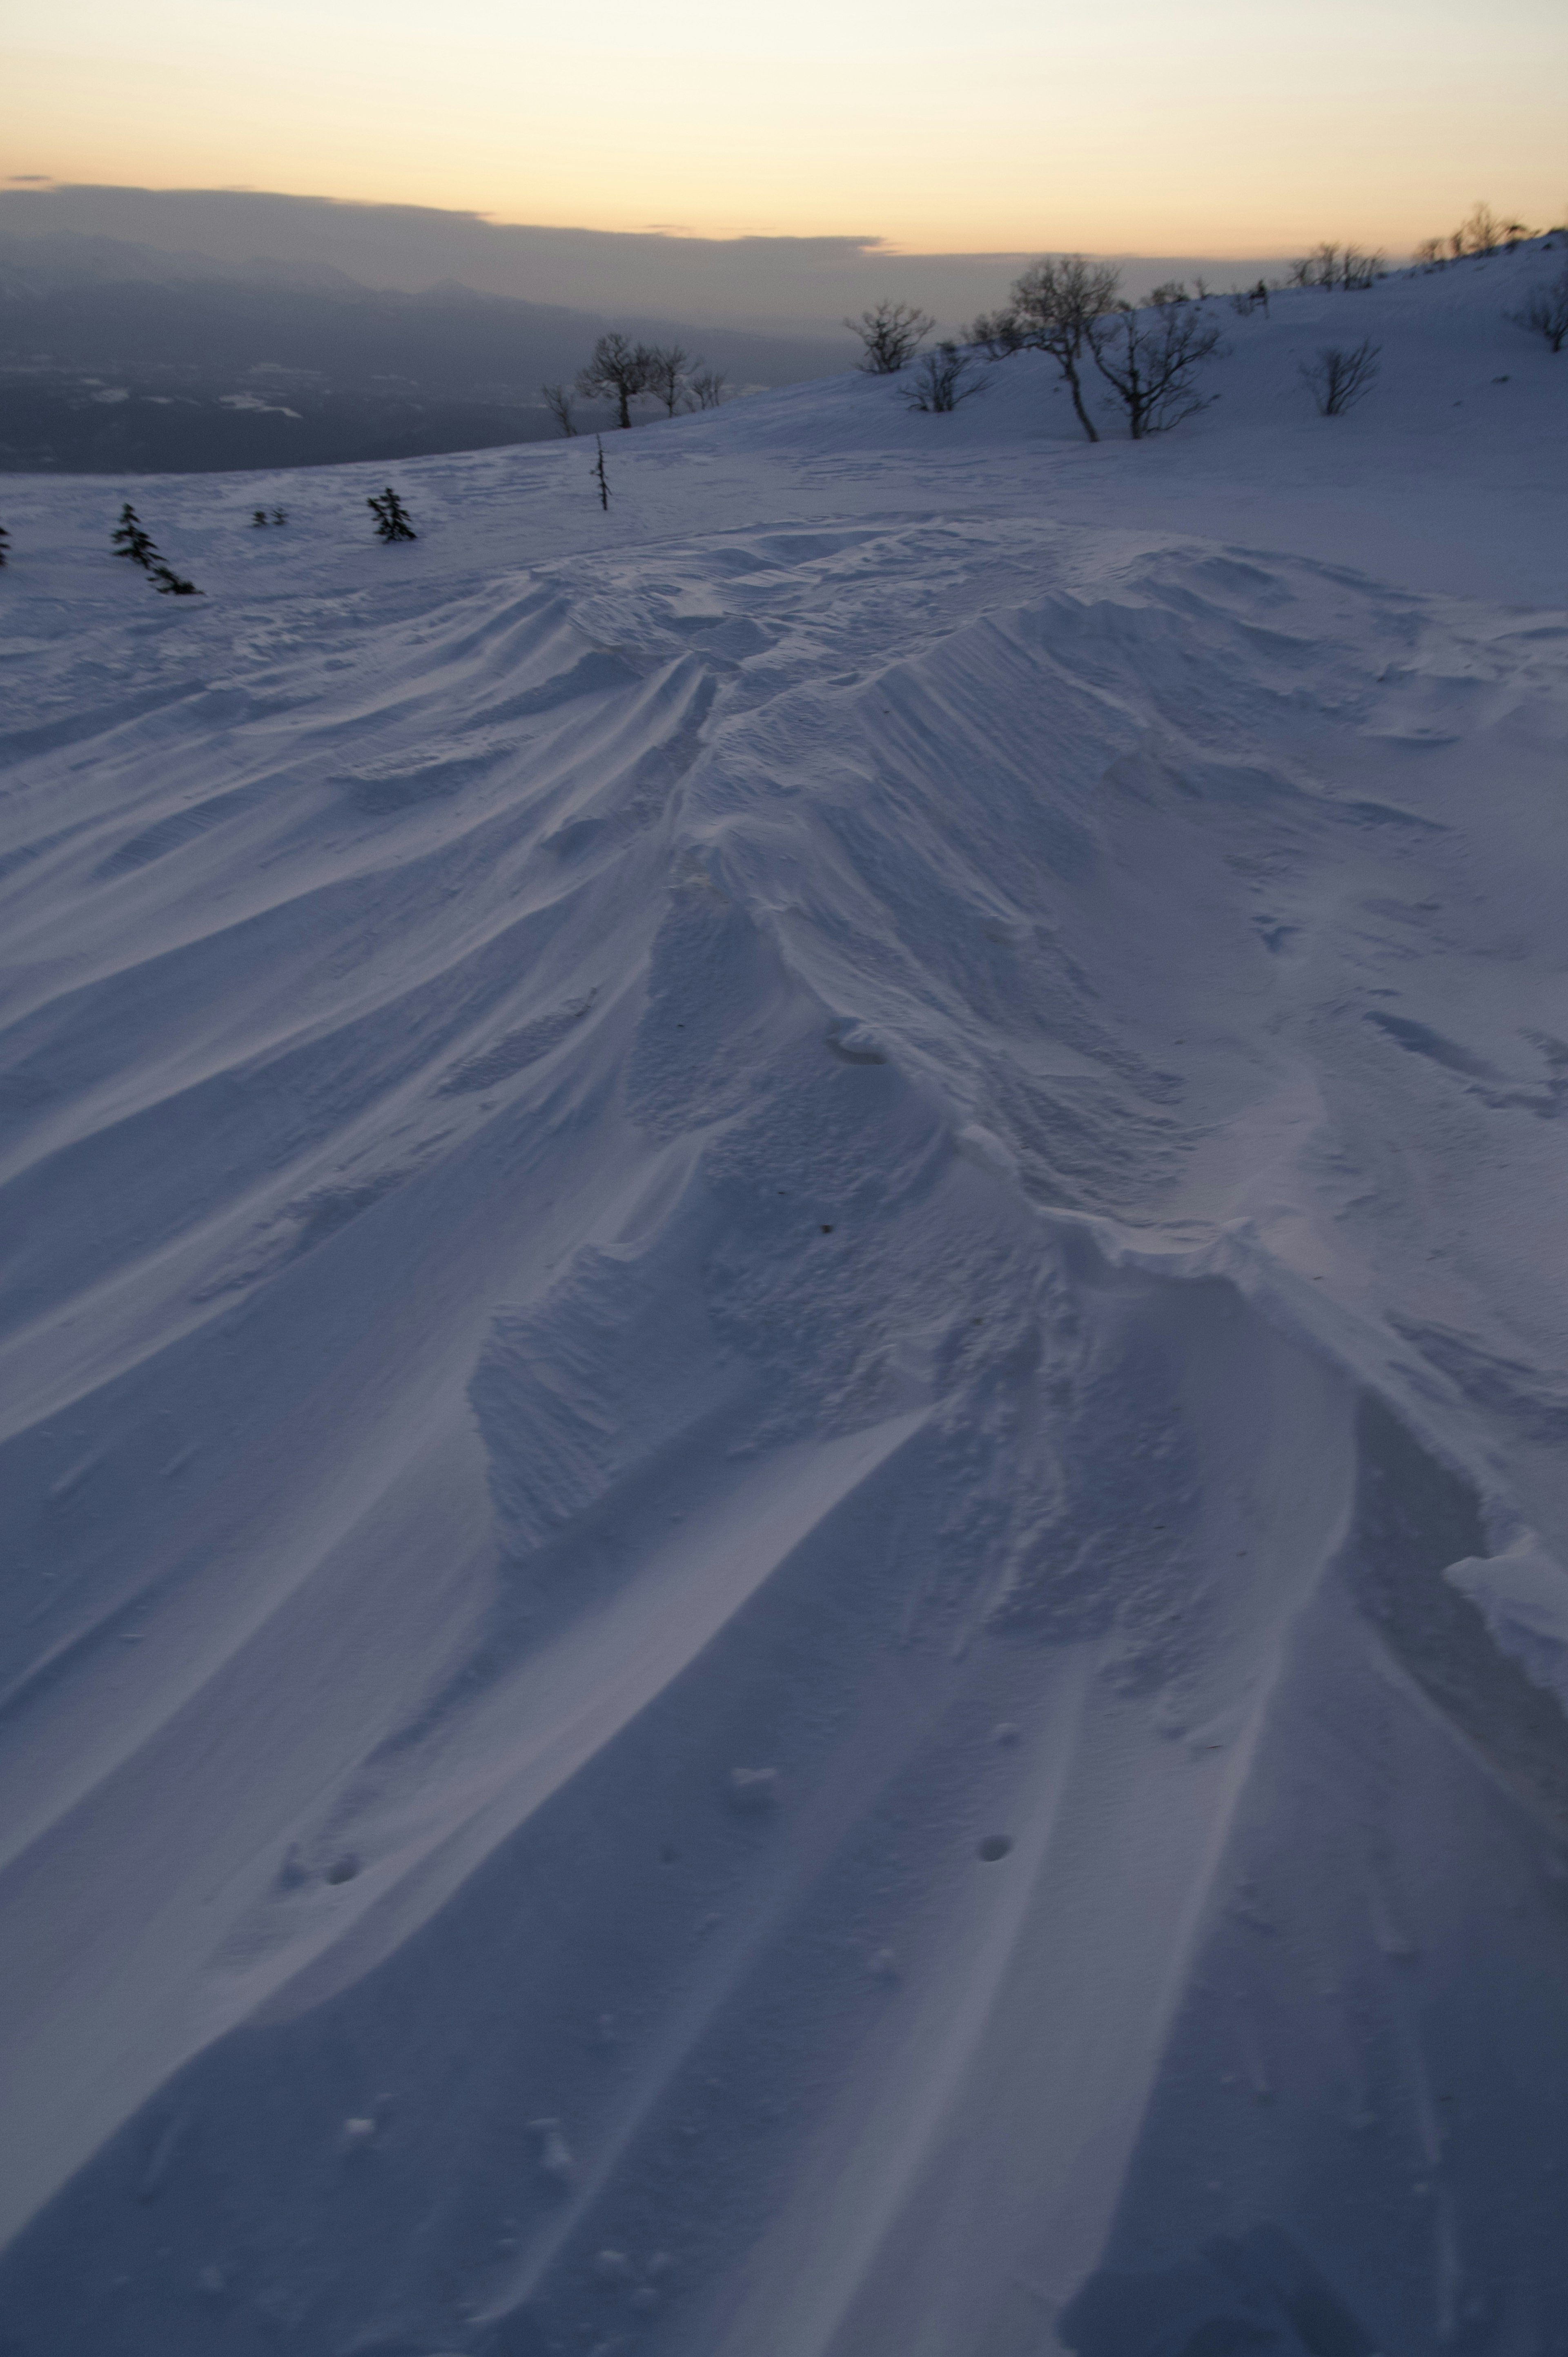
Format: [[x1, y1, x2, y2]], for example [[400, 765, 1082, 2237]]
[[1061, 356, 1099, 442]]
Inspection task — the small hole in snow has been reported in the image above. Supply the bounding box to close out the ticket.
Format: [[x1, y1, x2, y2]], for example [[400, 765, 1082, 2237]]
[[326, 1856, 360, 1885], [820, 1224, 834, 1234], [977, 1835, 1013, 1863]]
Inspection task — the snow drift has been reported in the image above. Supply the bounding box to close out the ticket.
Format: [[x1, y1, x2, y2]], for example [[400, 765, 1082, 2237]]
[[1, 241, 1567, 2357]]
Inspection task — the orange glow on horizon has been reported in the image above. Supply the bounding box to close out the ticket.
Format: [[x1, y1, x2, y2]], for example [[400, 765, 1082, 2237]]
[[6, 0, 1563, 260]]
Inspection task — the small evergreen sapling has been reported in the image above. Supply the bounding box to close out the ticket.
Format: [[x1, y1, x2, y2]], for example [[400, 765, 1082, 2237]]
[[273, 506, 287, 525], [252, 509, 270, 526], [592, 437, 610, 512], [111, 504, 202, 593], [112, 504, 159, 568], [368, 487, 416, 542], [0, 521, 9, 568]]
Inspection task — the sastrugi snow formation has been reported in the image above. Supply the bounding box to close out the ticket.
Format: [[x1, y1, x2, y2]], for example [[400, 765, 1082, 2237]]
[[1, 242, 1567, 2355]]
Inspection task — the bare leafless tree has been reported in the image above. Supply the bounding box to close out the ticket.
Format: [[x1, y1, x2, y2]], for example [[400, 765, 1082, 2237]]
[[1285, 241, 1381, 290], [1300, 339, 1381, 415], [540, 382, 578, 437], [969, 308, 1027, 357], [1086, 296, 1225, 438], [844, 302, 935, 374], [688, 367, 728, 409], [643, 345, 694, 417], [1459, 202, 1504, 256], [576, 332, 653, 428], [906, 342, 988, 413], [1147, 280, 1189, 308], [1413, 237, 1446, 268], [993, 254, 1123, 440], [1511, 269, 1568, 353], [1286, 245, 1340, 288], [1339, 244, 1383, 288]]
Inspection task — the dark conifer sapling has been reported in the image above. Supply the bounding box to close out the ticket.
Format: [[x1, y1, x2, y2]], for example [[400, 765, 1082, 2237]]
[[151, 562, 202, 595], [0, 521, 9, 569], [252, 509, 269, 527], [592, 437, 610, 512], [112, 504, 159, 568], [272, 506, 287, 525], [368, 488, 416, 542]]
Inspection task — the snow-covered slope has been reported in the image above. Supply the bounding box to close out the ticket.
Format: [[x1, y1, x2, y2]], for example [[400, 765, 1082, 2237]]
[[1, 243, 1566, 2357]]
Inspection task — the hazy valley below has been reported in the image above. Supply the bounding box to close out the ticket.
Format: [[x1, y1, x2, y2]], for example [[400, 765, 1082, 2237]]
[[0, 235, 853, 473]]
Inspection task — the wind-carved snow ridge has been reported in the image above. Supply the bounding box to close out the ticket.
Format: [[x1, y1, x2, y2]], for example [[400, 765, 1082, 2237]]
[[3, 254, 1568, 2355]]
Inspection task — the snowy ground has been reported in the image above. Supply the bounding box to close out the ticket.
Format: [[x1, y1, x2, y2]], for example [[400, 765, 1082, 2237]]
[[1, 242, 1566, 2357]]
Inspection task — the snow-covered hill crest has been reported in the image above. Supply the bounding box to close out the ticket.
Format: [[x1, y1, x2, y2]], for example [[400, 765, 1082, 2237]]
[[1, 244, 1567, 2356]]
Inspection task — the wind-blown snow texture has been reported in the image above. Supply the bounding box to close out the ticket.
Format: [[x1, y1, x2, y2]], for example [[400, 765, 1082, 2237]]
[[1, 244, 1567, 2357]]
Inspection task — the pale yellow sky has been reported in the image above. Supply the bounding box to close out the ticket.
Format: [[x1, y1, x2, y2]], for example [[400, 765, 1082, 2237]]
[[7, 0, 1563, 254]]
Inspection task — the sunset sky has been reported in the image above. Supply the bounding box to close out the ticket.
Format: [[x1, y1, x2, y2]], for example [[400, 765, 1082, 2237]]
[[7, 0, 1563, 256]]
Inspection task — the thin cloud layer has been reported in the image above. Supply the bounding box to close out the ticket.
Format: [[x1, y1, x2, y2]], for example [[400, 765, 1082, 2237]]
[[0, 186, 1283, 327]]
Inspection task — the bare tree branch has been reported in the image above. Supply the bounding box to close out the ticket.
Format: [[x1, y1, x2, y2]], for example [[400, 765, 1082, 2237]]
[[575, 333, 653, 428], [540, 382, 578, 437], [996, 255, 1123, 441], [643, 345, 695, 417], [844, 302, 935, 374], [1459, 202, 1504, 256], [1086, 296, 1225, 439], [1511, 268, 1568, 353], [1300, 339, 1381, 416], [968, 308, 1028, 357], [906, 343, 988, 413]]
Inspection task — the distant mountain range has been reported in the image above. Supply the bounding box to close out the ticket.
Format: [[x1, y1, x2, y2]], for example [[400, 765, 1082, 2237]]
[[0, 233, 853, 473]]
